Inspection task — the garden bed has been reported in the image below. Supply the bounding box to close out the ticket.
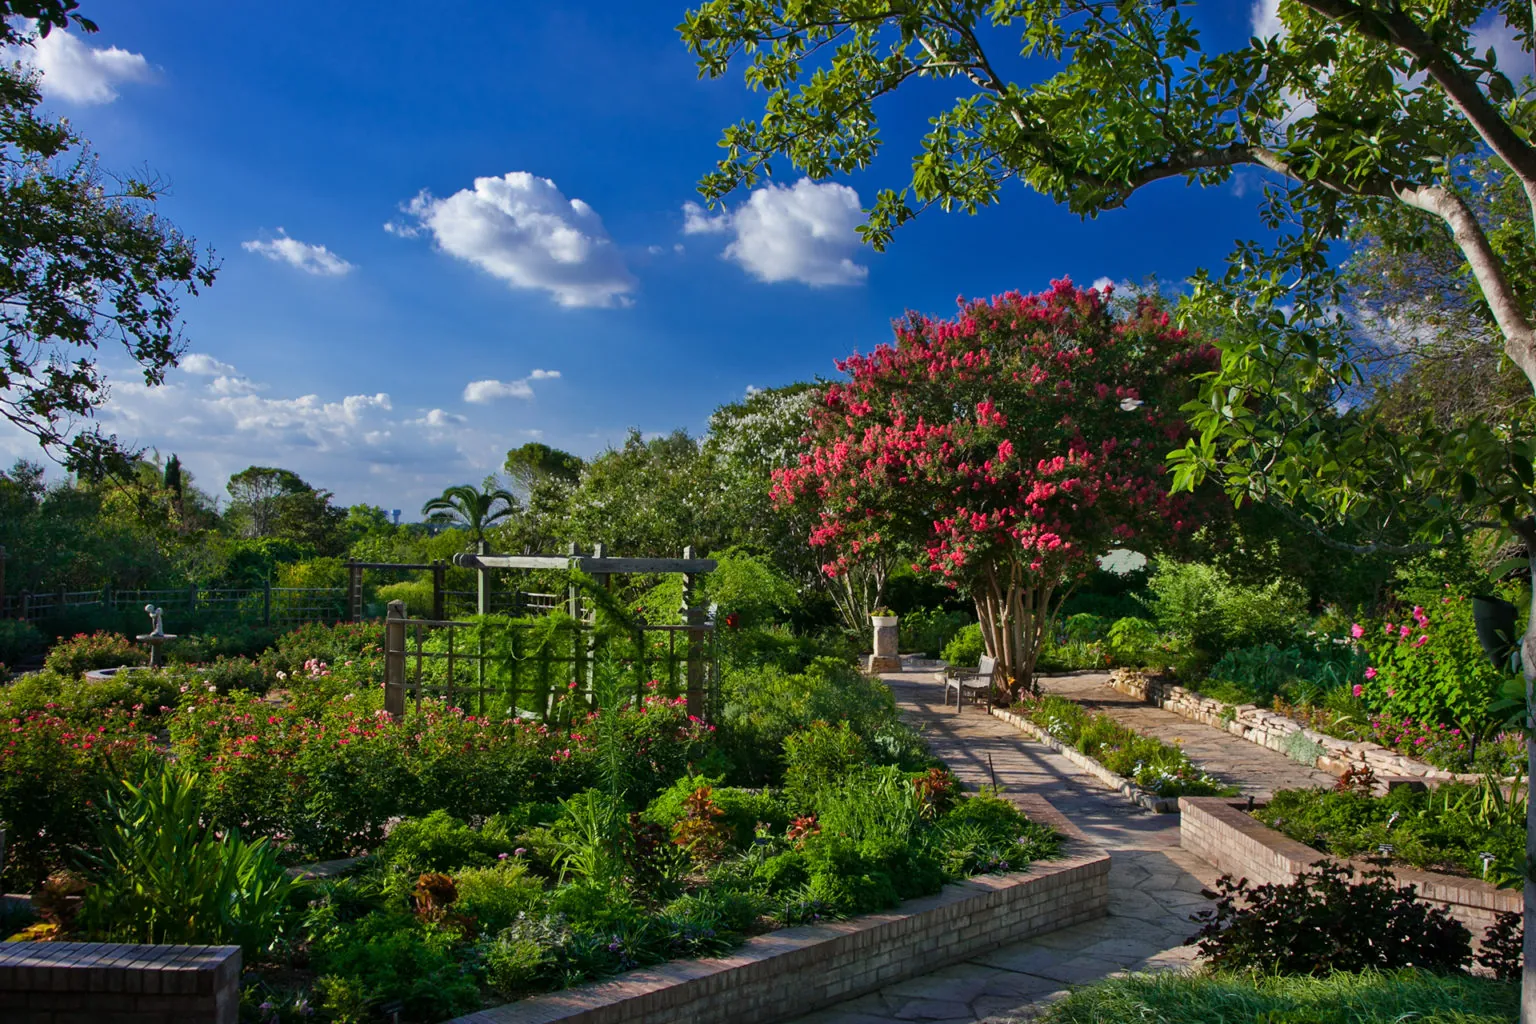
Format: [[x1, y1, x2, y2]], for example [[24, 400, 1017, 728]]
[[449, 794, 1107, 1024], [1108, 669, 1496, 788], [1179, 797, 1521, 937], [990, 696, 1235, 812], [990, 706, 1176, 812]]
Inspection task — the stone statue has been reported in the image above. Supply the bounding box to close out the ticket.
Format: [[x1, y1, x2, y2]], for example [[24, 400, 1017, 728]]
[[144, 603, 165, 637]]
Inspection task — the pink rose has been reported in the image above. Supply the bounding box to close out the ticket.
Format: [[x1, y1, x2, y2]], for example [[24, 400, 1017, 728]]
[[1350, 623, 1365, 639], [1413, 635, 1428, 648], [1364, 667, 1378, 680], [1399, 625, 1411, 638], [1352, 684, 1363, 697]]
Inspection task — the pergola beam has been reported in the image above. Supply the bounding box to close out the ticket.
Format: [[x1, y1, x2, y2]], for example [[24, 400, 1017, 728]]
[[450, 553, 718, 574]]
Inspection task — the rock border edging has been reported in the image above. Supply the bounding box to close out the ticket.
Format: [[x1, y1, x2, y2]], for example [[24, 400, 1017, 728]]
[[447, 794, 1110, 1024], [1108, 669, 1490, 786], [988, 706, 1179, 813]]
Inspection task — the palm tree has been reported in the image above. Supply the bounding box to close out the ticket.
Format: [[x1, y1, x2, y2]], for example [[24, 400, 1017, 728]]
[[421, 484, 518, 543]]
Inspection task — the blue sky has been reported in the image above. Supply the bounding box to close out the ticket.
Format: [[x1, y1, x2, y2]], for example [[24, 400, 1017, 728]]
[[1, 1, 1519, 512]]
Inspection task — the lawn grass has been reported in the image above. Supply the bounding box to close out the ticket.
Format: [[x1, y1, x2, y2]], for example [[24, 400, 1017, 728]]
[[1034, 968, 1516, 1024]]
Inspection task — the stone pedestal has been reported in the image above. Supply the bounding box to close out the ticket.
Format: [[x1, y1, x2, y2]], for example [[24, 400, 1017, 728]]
[[867, 615, 901, 673]]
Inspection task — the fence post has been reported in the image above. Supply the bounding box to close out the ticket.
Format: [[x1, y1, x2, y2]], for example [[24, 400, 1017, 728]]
[[188, 582, 198, 615], [262, 578, 272, 628], [0, 545, 6, 619], [475, 541, 490, 618], [347, 563, 364, 622], [21, 591, 30, 622], [58, 586, 67, 617], [101, 585, 110, 610], [431, 561, 446, 622], [681, 545, 707, 720], [384, 600, 407, 719]]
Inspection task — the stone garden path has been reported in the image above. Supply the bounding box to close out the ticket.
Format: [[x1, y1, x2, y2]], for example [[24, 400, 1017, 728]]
[[792, 662, 1223, 1024], [1039, 671, 1337, 800]]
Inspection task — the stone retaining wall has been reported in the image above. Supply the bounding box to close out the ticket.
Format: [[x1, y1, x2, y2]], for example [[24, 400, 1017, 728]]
[[450, 794, 1109, 1024], [0, 943, 241, 1024], [1179, 796, 1520, 938], [1109, 669, 1485, 786]]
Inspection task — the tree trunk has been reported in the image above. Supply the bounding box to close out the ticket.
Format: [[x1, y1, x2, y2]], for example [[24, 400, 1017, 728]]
[[1524, 548, 1536, 1024], [973, 558, 1054, 701]]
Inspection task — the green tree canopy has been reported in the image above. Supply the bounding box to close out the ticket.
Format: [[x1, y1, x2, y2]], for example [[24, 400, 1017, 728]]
[[0, 2, 217, 475], [421, 483, 519, 544]]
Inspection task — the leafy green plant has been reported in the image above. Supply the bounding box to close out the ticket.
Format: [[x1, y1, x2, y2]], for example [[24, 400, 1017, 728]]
[[1016, 694, 1234, 798], [900, 608, 972, 658], [1189, 861, 1472, 974], [1357, 596, 1511, 733], [1105, 616, 1162, 665], [1032, 968, 1516, 1024], [376, 810, 514, 874], [77, 766, 302, 959], [1255, 779, 1527, 887], [1144, 559, 1309, 655], [43, 631, 146, 677], [0, 618, 44, 668], [783, 721, 867, 810], [310, 911, 483, 1022], [940, 623, 984, 667]]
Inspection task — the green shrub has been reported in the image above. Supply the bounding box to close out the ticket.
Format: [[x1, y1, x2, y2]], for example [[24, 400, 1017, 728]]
[[1204, 639, 1366, 708], [932, 793, 1060, 876], [900, 608, 972, 658], [783, 721, 867, 810], [0, 619, 44, 667], [1190, 861, 1471, 974], [1255, 781, 1526, 888], [310, 911, 483, 1021], [643, 775, 788, 849], [1033, 968, 1516, 1024], [719, 656, 921, 784], [43, 631, 146, 677], [1145, 558, 1309, 654], [77, 767, 301, 959], [704, 548, 800, 628], [940, 623, 984, 667], [1017, 694, 1234, 798], [377, 810, 515, 874], [452, 861, 545, 934], [1063, 613, 1108, 643], [1357, 596, 1512, 731], [1, 667, 180, 719], [374, 579, 436, 617], [1105, 616, 1161, 664]]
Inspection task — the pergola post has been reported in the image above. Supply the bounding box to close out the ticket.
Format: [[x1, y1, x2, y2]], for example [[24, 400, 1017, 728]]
[[383, 600, 407, 718], [680, 545, 707, 720]]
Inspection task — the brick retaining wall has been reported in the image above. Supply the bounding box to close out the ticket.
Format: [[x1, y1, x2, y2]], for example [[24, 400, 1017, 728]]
[[1179, 796, 1520, 938], [450, 794, 1109, 1024], [0, 942, 241, 1024], [1110, 669, 1488, 786]]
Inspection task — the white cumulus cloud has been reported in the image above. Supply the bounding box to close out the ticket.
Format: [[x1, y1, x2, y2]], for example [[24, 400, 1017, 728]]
[[391, 172, 635, 308], [6, 24, 152, 105], [463, 370, 560, 404], [242, 230, 354, 276], [1251, 0, 1284, 39], [682, 178, 868, 287], [179, 353, 239, 377]]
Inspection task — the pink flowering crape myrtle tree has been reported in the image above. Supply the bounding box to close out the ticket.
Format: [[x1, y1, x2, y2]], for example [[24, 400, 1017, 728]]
[[773, 280, 1216, 699]]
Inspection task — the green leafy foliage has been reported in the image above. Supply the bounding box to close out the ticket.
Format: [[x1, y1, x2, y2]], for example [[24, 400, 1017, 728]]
[[1144, 559, 1309, 657], [42, 631, 146, 677], [1356, 595, 1511, 732], [1255, 781, 1527, 889], [78, 767, 301, 959], [900, 608, 972, 658], [1015, 694, 1234, 798], [940, 623, 984, 668], [0, 618, 44, 668], [1032, 968, 1516, 1024]]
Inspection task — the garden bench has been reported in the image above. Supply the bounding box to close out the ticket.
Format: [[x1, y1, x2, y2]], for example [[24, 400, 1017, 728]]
[[945, 654, 996, 711]]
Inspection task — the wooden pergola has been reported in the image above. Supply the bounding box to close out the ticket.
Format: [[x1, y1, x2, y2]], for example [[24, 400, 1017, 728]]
[[449, 542, 717, 621]]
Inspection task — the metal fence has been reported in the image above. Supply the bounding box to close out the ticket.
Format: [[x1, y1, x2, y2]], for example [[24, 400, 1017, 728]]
[[382, 606, 720, 723]]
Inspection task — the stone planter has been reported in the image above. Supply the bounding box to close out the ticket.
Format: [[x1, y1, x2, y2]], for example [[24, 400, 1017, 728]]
[[1180, 796, 1520, 939], [867, 615, 901, 673]]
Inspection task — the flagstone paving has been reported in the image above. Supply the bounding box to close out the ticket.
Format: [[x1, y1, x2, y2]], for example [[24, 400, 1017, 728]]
[[791, 660, 1331, 1024], [1038, 670, 1337, 799]]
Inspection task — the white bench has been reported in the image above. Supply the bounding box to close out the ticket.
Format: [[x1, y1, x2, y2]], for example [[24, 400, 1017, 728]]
[[944, 653, 996, 711]]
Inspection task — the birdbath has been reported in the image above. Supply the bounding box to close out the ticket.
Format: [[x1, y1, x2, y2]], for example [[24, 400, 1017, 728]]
[[135, 604, 177, 668]]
